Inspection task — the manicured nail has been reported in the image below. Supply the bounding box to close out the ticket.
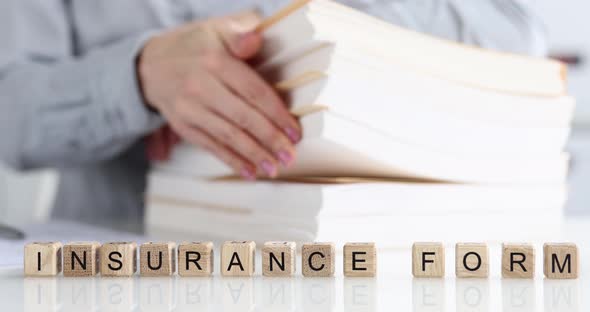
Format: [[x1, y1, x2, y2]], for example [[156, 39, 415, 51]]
[[285, 127, 301, 144], [261, 160, 278, 177], [277, 150, 293, 167], [240, 168, 256, 181]]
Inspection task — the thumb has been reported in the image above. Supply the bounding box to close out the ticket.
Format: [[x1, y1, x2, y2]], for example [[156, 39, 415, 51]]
[[214, 10, 264, 60]]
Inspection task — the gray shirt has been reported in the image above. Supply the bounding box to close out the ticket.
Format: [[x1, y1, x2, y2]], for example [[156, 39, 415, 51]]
[[0, 0, 547, 224]]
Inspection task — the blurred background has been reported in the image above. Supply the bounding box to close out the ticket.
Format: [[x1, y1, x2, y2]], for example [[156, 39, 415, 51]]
[[1, 0, 590, 225]]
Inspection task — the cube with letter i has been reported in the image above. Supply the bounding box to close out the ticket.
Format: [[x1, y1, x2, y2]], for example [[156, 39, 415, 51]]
[[262, 241, 296, 277], [221, 241, 256, 276], [24, 242, 63, 277], [544, 243, 579, 279], [178, 242, 214, 277], [455, 243, 489, 278], [343, 242, 377, 277], [412, 242, 445, 278], [63, 242, 101, 277], [502, 243, 535, 278]]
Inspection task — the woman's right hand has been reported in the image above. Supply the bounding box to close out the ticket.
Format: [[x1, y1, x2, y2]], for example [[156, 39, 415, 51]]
[[138, 11, 301, 180]]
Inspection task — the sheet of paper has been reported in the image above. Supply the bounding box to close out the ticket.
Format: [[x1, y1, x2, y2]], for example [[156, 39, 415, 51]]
[[0, 220, 145, 270]]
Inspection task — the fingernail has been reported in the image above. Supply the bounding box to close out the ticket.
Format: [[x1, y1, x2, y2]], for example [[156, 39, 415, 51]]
[[277, 150, 293, 167], [285, 127, 301, 144], [260, 160, 278, 177], [240, 168, 256, 181]]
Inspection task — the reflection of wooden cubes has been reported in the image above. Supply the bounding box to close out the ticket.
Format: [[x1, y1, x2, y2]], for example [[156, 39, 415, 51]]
[[262, 241, 296, 277], [412, 242, 445, 278], [24, 242, 63, 277], [140, 242, 176, 276], [221, 241, 256, 276], [302, 242, 335, 277], [543, 243, 579, 279], [343, 242, 377, 277], [455, 243, 489, 278], [178, 242, 214, 277], [63, 242, 101, 277], [24, 278, 59, 311], [99, 278, 136, 311], [100, 242, 137, 277], [502, 243, 535, 278]]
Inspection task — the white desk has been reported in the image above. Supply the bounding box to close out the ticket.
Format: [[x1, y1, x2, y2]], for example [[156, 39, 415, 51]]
[[1, 130, 589, 311], [1, 216, 588, 311]]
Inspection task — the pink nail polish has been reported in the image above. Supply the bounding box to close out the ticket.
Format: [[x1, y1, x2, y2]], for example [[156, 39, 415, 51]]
[[285, 127, 301, 144], [277, 150, 293, 167], [240, 168, 256, 181], [261, 160, 277, 177]]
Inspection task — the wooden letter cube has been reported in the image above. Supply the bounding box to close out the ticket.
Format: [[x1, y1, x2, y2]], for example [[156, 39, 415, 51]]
[[221, 241, 256, 276], [502, 243, 535, 278], [343, 242, 377, 277], [63, 242, 100, 277], [140, 242, 176, 276], [455, 243, 489, 278], [544, 243, 579, 279], [412, 242, 445, 278], [302, 242, 335, 277], [24, 242, 63, 277], [178, 242, 214, 277], [100, 242, 137, 277], [262, 241, 296, 277]]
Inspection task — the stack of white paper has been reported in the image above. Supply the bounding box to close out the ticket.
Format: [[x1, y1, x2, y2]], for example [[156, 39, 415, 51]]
[[145, 0, 573, 247], [145, 173, 566, 248]]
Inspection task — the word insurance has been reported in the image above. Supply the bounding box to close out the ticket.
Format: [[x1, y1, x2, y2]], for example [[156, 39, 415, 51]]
[[24, 241, 579, 279]]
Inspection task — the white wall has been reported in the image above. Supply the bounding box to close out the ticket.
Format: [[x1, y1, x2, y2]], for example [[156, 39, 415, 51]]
[[535, 0, 590, 124]]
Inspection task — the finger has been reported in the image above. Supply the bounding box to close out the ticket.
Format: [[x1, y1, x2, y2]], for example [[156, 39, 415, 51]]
[[176, 101, 281, 178], [169, 117, 257, 180], [213, 10, 264, 59], [198, 75, 296, 167], [215, 57, 302, 144]]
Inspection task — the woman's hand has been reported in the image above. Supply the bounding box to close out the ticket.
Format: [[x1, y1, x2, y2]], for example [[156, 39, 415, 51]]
[[138, 11, 301, 180]]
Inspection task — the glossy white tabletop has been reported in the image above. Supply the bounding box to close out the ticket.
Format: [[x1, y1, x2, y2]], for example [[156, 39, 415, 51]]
[[1, 216, 588, 312]]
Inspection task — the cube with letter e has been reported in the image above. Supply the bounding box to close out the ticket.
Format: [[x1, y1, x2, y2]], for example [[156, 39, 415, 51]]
[[344, 242, 377, 277]]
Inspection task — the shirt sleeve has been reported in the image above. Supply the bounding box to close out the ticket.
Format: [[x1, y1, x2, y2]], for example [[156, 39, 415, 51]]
[[0, 0, 164, 171]]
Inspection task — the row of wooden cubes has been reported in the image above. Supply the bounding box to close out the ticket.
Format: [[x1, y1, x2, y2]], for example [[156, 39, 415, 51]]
[[25, 241, 578, 279], [413, 242, 579, 279], [25, 241, 375, 277]]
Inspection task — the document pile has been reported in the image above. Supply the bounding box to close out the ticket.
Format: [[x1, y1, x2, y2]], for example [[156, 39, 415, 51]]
[[145, 0, 574, 248]]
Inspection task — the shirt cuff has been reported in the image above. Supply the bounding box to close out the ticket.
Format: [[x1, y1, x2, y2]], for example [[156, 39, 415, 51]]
[[91, 31, 165, 139]]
